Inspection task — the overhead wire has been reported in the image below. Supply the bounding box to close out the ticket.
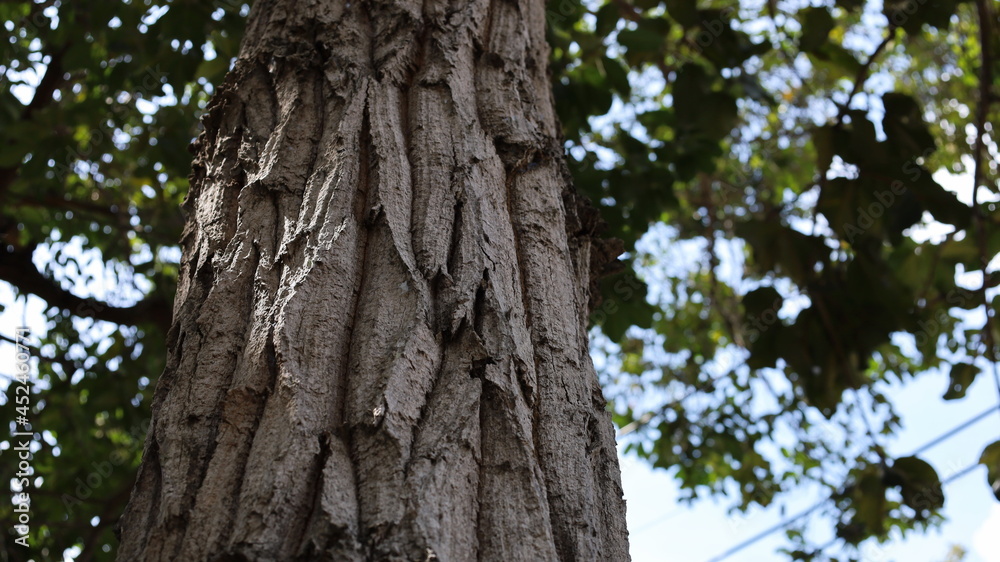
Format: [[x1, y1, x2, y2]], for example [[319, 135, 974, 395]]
[[801, 462, 985, 560], [697, 405, 997, 561]]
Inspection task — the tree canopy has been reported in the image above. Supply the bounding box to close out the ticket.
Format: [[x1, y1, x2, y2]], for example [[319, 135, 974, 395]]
[[0, 0, 998, 559]]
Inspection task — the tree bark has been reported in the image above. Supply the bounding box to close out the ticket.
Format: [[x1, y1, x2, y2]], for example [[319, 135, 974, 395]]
[[117, 0, 630, 560]]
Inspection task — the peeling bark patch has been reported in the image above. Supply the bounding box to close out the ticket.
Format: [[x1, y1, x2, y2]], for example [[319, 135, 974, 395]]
[[118, 0, 629, 560]]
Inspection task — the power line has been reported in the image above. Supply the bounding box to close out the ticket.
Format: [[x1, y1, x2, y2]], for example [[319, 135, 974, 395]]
[[909, 405, 995, 456], [632, 509, 684, 535], [941, 462, 984, 485], [803, 463, 984, 560], [701, 406, 996, 562], [990, 360, 1000, 419], [706, 503, 824, 562], [707, 462, 984, 562]]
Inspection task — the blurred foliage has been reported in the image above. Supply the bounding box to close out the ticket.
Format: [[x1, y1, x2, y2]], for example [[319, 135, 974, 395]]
[[547, 0, 1000, 558], [0, 0, 247, 559], [0, 0, 997, 560]]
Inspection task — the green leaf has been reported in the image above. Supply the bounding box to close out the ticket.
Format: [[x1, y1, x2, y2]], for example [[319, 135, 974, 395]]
[[665, 0, 699, 27], [884, 0, 959, 34], [939, 236, 982, 269], [882, 92, 936, 156], [601, 56, 631, 97], [594, 2, 620, 37], [701, 92, 739, 139], [799, 7, 835, 53], [810, 43, 863, 76], [618, 25, 664, 54], [743, 286, 782, 321], [890, 456, 944, 516], [980, 441, 1000, 502], [813, 125, 835, 178], [909, 171, 972, 229], [594, 269, 656, 342], [852, 469, 888, 537], [943, 361, 979, 400], [836, 0, 866, 12]]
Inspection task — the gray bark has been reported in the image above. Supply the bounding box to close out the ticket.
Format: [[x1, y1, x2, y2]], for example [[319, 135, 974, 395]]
[[117, 0, 629, 560]]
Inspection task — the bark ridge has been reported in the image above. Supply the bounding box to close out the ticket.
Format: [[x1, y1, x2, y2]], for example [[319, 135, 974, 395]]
[[118, 1, 630, 560]]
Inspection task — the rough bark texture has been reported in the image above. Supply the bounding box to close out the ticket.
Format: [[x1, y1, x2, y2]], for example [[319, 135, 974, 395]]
[[117, 0, 629, 560]]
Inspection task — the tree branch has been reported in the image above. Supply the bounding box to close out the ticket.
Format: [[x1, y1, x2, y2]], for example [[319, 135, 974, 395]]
[[0, 42, 70, 196], [836, 25, 897, 125], [972, 0, 999, 411], [0, 245, 171, 330]]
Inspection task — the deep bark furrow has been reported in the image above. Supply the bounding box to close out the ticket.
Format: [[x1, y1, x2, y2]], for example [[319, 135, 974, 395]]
[[508, 163, 599, 561], [119, 0, 630, 560]]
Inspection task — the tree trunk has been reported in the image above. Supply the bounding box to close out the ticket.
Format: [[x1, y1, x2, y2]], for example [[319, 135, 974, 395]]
[[117, 0, 630, 560]]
